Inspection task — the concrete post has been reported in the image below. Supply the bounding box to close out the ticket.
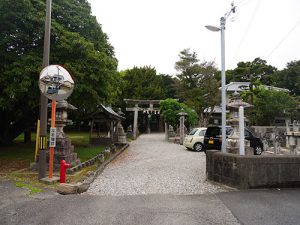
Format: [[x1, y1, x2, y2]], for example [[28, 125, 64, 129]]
[[133, 104, 138, 139], [239, 106, 245, 155]]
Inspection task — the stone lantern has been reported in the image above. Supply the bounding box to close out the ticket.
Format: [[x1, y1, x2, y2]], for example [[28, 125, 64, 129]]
[[48, 100, 80, 169], [227, 91, 252, 154], [178, 111, 188, 145]]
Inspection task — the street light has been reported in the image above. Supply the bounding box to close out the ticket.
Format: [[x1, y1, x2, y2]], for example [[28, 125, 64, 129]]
[[205, 3, 235, 153], [205, 18, 226, 153]]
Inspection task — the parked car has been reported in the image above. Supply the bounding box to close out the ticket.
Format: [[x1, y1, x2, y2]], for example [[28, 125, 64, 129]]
[[204, 126, 264, 155], [183, 127, 207, 152]]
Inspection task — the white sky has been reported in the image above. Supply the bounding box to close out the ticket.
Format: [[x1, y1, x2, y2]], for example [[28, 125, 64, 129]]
[[87, 0, 300, 75]]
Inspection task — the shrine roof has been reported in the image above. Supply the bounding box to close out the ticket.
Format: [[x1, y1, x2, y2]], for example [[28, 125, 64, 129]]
[[89, 104, 125, 121]]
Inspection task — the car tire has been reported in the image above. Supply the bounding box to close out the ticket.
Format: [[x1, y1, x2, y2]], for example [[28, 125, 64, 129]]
[[194, 143, 204, 152], [254, 145, 263, 155]]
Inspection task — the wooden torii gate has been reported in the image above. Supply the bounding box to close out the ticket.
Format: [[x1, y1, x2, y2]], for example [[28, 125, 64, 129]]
[[124, 99, 161, 139]]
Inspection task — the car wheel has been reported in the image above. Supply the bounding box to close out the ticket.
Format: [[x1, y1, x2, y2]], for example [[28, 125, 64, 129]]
[[194, 143, 204, 152], [254, 145, 263, 155]]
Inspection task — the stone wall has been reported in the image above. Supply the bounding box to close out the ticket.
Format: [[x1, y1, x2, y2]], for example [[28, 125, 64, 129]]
[[206, 150, 300, 189]]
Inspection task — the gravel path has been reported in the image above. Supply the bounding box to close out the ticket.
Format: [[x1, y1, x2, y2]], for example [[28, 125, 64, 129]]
[[87, 133, 230, 196]]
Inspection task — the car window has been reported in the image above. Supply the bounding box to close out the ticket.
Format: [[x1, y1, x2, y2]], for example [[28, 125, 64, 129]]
[[199, 129, 206, 136], [205, 127, 220, 136], [188, 128, 198, 135], [245, 129, 251, 138]]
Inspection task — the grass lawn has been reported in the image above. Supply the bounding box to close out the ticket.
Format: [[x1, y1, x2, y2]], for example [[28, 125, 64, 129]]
[[0, 131, 105, 175]]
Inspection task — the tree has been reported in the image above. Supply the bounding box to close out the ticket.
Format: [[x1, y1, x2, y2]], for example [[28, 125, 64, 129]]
[[242, 87, 298, 125], [0, 0, 117, 145], [227, 58, 277, 84], [121, 66, 166, 100], [272, 60, 300, 96], [159, 98, 198, 129], [175, 49, 220, 126], [226, 58, 277, 104], [159, 74, 178, 99]]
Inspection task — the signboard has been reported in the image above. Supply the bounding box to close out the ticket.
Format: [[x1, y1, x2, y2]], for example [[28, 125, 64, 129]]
[[49, 127, 57, 147], [39, 65, 74, 101]]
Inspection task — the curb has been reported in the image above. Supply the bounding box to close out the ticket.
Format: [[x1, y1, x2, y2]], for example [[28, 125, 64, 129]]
[[57, 143, 129, 195]]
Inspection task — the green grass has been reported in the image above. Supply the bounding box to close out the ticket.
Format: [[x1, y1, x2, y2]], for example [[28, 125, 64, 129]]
[[15, 131, 90, 147], [15, 181, 43, 195], [65, 131, 90, 147], [0, 132, 104, 173], [75, 146, 104, 162], [0, 143, 34, 161]]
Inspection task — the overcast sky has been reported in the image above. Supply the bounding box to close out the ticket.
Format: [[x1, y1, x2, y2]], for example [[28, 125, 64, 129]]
[[87, 0, 300, 75]]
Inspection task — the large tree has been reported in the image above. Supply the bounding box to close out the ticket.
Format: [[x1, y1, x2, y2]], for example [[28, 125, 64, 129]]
[[175, 49, 220, 126], [159, 98, 198, 129], [226, 58, 277, 104], [226, 57, 277, 85], [272, 60, 300, 96], [0, 0, 117, 145], [121, 66, 166, 100], [242, 87, 299, 126]]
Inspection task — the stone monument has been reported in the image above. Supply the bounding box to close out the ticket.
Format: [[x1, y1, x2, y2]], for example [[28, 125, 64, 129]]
[[227, 91, 253, 155], [49, 100, 80, 169], [178, 111, 188, 145]]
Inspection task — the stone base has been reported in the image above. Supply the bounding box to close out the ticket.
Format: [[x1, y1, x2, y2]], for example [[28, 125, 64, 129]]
[[40, 176, 59, 184], [46, 137, 81, 170], [57, 183, 78, 195], [227, 146, 254, 155]]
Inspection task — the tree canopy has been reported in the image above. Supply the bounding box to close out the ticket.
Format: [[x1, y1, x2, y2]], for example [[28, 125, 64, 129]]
[[272, 60, 300, 96], [120, 66, 167, 100], [0, 0, 117, 145], [159, 98, 198, 129], [175, 49, 220, 126], [242, 87, 299, 125]]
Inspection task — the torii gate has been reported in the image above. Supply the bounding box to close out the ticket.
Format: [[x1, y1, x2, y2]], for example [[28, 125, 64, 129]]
[[124, 99, 161, 139]]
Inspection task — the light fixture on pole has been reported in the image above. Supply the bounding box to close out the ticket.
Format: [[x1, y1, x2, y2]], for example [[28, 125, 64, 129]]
[[205, 3, 236, 153]]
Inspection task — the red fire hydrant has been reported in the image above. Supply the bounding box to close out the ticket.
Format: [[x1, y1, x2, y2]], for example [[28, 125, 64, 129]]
[[60, 160, 71, 183]]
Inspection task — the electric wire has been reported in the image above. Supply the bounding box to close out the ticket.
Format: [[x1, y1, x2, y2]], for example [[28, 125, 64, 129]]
[[231, 0, 262, 67], [266, 17, 300, 60]]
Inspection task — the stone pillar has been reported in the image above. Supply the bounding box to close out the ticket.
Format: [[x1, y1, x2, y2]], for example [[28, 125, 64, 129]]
[[133, 104, 138, 139], [147, 114, 151, 134], [239, 106, 245, 156], [165, 123, 169, 141], [178, 112, 187, 145]]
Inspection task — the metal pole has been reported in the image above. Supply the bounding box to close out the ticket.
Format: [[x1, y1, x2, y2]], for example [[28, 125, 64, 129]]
[[48, 100, 56, 179], [38, 0, 52, 180], [220, 17, 227, 153]]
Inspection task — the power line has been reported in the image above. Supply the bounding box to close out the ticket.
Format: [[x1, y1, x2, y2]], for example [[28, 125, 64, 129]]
[[266, 17, 300, 60], [231, 0, 262, 66]]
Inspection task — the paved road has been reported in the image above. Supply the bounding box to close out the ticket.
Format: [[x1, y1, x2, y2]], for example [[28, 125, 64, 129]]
[[2, 133, 300, 225], [87, 133, 229, 195]]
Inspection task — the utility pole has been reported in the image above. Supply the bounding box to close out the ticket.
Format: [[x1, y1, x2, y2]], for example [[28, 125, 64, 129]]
[[205, 2, 236, 153], [38, 0, 52, 180]]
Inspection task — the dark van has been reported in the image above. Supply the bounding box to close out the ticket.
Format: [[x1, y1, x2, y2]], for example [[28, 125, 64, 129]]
[[204, 126, 264, 155]]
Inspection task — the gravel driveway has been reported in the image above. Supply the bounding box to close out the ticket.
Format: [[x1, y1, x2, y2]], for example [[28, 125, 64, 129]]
[[87, 133, 230, 196]]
